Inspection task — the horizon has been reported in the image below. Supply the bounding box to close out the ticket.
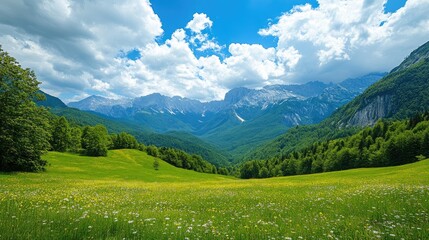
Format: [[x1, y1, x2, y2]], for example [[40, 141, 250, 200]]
[[65, 72, 387, 104], [1, 0, 427, 103]]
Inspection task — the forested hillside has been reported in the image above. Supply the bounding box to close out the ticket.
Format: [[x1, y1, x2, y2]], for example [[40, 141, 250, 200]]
[[241, 112, 429, 178], [244, 40, 429, 162], [328, 55, 429, 126]]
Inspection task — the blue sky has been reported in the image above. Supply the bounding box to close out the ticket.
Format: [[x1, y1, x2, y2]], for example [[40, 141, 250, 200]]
[[0, 0, 426, 102], [152, 0, 319, 50], [152, 0, 406, 56]]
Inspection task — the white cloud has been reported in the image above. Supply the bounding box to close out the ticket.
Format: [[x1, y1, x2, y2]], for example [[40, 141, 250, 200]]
[[259, 0, 429, 82], [223, 44, 286, 87], [0, 0, 162, 100], [186, 13, 223, 52], [186, 13, 213, 33], [197, 40, 223, 52], [0, 0, 428, 102]]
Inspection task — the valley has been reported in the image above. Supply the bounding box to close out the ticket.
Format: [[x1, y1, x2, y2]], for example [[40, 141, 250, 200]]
[[1, 1, 429, 238], [67, 73, 385, 160]]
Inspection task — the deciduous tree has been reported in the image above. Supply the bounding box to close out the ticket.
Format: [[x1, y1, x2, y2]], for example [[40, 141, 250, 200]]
[[0, 47, 51, 172]]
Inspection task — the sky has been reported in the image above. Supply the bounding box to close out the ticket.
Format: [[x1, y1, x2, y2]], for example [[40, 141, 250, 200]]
[[0, 0, 427, 103]]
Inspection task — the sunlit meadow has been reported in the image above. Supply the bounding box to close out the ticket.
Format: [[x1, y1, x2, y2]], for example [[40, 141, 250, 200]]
[[1, 150, 428, 239]]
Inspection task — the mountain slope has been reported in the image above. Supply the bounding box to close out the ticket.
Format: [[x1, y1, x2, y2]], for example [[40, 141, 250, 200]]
[[68, 74, 383, 159], [241, 112, 429, 178], [35, 91, 67, 108], [35, 92, 231, 166], [328, 41, 429, 127], [245, 40, 429, 161]]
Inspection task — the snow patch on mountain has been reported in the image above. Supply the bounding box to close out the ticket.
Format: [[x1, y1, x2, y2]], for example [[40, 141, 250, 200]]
[[234, 111, 246, 123]]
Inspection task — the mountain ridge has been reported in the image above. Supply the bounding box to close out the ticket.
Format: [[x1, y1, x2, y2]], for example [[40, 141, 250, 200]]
[[244, 40, 429, 162], [67, 73, 385, 159], [328, 40, 429, 127], [35, 92, 232, 166], [69, 75, 384, 115]]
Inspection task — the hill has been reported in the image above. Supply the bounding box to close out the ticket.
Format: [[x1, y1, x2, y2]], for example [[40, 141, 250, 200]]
[[0, 150, 428, 239], [240, 112, 429, 178], [44, 149, 229, 182], [35, 93, 231, 166]]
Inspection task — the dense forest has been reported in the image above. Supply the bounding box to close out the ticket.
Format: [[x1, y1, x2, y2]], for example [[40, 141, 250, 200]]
[[0, 47, 221, 175], [240, 112, 429, 178]]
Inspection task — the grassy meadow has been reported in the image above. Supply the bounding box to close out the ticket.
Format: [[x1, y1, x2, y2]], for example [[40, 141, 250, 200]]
[[1, 149, 428, 239]]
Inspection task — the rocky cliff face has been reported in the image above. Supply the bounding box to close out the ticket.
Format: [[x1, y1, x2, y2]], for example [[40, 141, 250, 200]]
[[329, 41, 429, 128], [347, 95, 393, 126]]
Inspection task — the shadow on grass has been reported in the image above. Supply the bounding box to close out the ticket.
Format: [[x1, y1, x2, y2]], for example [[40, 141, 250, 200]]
[[0, 171, 19, 175]]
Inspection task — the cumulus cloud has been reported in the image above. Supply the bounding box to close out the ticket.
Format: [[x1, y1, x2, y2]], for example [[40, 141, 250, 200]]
[[259, 0, 429, 82], [0, 0, 428, 102], [0, 0, 162, 100], [186, 13, 213, 33], [186, 13, 223, 53]]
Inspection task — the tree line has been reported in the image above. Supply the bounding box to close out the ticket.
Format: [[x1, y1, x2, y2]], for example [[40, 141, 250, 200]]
[[240, 112, 429, 179], [49, 115, 224, 174], [0, 47, 223, 175]]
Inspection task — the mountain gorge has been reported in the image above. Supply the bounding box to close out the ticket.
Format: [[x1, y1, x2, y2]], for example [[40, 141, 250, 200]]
[[69, 73, 385, 159]]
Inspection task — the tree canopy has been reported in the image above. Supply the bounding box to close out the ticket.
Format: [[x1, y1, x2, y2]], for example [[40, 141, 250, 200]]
[[0, 46, 51, 172], [81, 125, 111, 157], [240, 112, 429, 179]]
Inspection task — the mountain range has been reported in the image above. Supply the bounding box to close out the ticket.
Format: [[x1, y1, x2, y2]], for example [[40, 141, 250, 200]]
[[68, 73, 385, 159], [245, 40, 429, 162], [38, 40, 429, 166]]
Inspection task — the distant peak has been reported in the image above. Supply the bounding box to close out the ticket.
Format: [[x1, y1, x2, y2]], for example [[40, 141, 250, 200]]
[[224, 87, 252, 104], [88, 95, 107, 100]]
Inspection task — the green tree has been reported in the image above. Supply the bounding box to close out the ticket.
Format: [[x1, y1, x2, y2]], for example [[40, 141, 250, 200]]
[[153, 158, 160, 170], [81, 125, 110, 156], [258, 166, 270, 178], [146, 145, 159, 157], [69, 127, 82, 153], [111, 132, 138, 149], [240, 161, 260, 179], [0, 47, 51, 172], [50, 116, 71, 152]]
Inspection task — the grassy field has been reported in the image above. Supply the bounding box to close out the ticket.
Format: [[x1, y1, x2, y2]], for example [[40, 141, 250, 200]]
[[1, 149, 428, 239]]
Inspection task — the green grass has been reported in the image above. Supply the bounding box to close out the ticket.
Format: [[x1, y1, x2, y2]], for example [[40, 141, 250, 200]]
[[1, 150, 428, 239]]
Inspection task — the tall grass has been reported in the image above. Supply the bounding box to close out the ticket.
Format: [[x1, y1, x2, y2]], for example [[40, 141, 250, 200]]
[[0, 150, 428, 239]]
